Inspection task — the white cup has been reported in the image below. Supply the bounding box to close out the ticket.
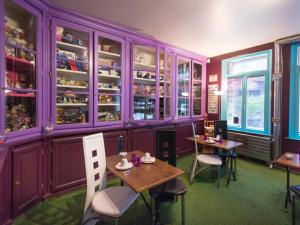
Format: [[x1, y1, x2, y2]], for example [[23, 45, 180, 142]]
[[145, 152, 151, 161], [121, 158, 129, 167], [216, 135, 220, 141], [208, 137, 213, 142]]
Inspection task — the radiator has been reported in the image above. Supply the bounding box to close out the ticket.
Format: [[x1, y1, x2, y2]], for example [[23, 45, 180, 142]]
[[228, 132, 274, 163]]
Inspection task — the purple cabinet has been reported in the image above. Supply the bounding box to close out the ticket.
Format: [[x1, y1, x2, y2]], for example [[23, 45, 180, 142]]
[[131, 43, 158, 122], [192, 60, 206, 118], [51, 19, 93, 129], [50, 130, 128, 192], [51, 136, 86, 192], [176, 56, 191, 119], [130, 128, 156, 156], [0, 0, 42, 139], [0, 147, 11, 224], [103, 130, 128, 156], [12, 141, 42, 217], [95, 32, 125, 126]]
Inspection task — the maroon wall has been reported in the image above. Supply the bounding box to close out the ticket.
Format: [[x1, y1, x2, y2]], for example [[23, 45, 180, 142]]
[[206, 43, 274, 120], [206, 42, 300, 154]]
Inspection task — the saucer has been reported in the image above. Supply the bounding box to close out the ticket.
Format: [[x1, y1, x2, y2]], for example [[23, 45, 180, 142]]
[[205, 140, 215, 144], [116, 162, 133, 170], [285, 153, 294, 160], [141, 156, 156, 164], [119, 152, 128, 157]]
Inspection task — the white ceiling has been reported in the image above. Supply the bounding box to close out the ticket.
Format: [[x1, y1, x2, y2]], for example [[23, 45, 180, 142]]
[[47, 0, 300, 57]]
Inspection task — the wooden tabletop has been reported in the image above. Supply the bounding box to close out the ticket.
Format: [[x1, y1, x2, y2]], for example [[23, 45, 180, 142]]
[[106, 150, 185, 193], [185, 135, 243, 150], [276, 152, 300, 169]]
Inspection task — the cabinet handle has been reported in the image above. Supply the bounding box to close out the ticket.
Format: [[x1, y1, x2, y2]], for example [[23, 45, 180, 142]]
[[15, 180, 21, 185]]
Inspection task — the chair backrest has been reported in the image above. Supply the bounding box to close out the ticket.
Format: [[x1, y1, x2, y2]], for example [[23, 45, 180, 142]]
[[204, 120, 215, 137], [156, 129, 176, 166], [192, 122, 199, 156], [214, 120, 228, 140], [82, 133, 107, 214]]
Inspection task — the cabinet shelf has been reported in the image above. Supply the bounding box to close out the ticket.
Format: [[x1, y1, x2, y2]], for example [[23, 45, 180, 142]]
[[134, 62, 156, 68], [57, 84, 88, 89], [6, 92, 35, 98], [134, 77, 155, 83], [57, 68, 88, 75], [57, 41, 87, 51], [134, 94, 155, 98], [98, 103, 120, 106], [98, 50, 120, 58], [56, 103, 87, 107], [99, 65, 121, 70], [5, 41, 37, 54], [6, 55, 34, 65], [98, 87, 120, 91], [98, 74, 120, 79]]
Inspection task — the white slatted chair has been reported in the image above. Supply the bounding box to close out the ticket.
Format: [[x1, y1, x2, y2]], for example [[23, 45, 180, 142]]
[[82, 133, 139, 225], [190, 123, 222, 188]]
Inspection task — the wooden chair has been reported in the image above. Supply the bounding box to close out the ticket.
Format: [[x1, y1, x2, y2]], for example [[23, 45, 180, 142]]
[[190, 123, 222, 188], [82, 133, 139, 225], [149, 129, 186, 225]]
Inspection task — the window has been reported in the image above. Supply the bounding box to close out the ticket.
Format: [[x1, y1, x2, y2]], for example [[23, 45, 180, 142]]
[[289, 43, 300, 139], [221, 50, 272, 134]]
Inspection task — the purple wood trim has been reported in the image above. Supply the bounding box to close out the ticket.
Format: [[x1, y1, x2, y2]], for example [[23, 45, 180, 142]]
[[42, 15, 51, 134], [50, 18, 94, 130], [175, 55, 192, 119], [0, 0, 5, 137], [47, 6, 207, 62], [202, 62, 207, 117], [3, 0, 43, 140], [94, 31, 126, 127], [124, 39, 130, 125]]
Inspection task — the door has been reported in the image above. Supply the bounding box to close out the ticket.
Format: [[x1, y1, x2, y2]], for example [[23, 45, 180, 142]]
[[12, 141, 42, 216]]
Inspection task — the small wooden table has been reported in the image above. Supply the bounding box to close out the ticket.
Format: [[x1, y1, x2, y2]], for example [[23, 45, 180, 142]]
[[276, 152, 300, 209], [186, 135, 243, 186], [106, 150, 184, 225]]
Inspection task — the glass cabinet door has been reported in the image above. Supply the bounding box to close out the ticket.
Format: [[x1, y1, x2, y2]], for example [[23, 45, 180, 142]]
[[159, 49, 173, 120], [177, 57, 190, 118], [54, 23, 91, 126], [132, 45, 157, 121], [96, 34, 123, 124], [3, 0, 39, 134], [192, 61, 203, 116]]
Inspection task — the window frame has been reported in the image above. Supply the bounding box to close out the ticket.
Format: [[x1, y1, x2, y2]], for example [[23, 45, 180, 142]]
[[289, 43, 300, 140], [221, 50, 272, 135]]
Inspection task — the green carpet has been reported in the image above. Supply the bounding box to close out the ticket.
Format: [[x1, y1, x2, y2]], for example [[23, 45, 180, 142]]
[[13, 154, 300, 225]]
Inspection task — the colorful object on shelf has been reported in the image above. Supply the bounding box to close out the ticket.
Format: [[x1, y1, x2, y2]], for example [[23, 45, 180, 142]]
[[99, 95, 113, 103], [56, 107, 87, 124], [5, 104, 35, 133], [56, 26, 64, 41], [5, 17, 33, 50]]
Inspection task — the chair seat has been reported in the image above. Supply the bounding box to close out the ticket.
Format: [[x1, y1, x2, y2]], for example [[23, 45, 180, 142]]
[[291, 185, 300, 196], [92, 186, 139, 217], [149, 178, 186, 197], [197, 154, 222, 166]]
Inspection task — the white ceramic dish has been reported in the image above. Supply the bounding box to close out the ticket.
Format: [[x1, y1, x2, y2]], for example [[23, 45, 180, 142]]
[[115, 162, 133, 170], [285, 153, 294, 160], [119, 152, 128, 157], [205, 140, 215, 144], [141, 156, 156, 164]]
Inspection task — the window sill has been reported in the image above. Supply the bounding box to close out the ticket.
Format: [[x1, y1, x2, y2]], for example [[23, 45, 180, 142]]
[[285, 137, 300, 141]]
